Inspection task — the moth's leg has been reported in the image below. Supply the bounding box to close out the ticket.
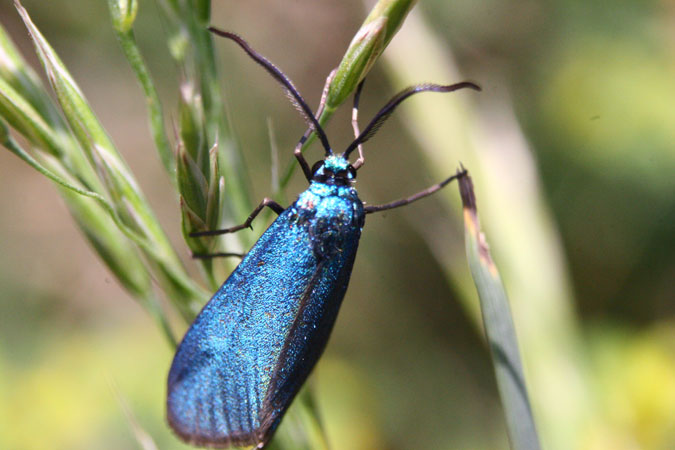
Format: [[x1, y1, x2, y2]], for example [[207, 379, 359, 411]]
[[351, 80, 366, 170], [295, 69, 337, 181], [190, 198, 285, 237], [364, 168, 467, 214]]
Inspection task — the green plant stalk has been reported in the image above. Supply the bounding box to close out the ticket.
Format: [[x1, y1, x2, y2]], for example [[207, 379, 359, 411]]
[[460, 174, 540, 450], [108, 0, 175, 177], [1, 25, 143, 290], [176, 0, 253, 234], [143, 2, 224, 217], [0, 25, 178, 334], [278, 0, 417, 193], [155, 0, 254, 280], [15, 1, 207, 319], [326, 0, 417, 110], [175, 81, 224, 288], [0, 28, 194, 337]]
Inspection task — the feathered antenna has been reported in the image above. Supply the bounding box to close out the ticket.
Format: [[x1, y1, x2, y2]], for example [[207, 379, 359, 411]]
[[344, 81, 481, 159], [209, 28, 333, 156]]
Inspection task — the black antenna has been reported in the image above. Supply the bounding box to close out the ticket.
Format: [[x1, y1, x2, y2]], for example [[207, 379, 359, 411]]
[[344, 82, 481, 158], [209, 28, 333, 156]]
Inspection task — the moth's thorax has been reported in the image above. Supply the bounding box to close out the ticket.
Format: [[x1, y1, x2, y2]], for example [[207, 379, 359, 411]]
[[291, 166, 365, 258], [294, 182, 363, 221]]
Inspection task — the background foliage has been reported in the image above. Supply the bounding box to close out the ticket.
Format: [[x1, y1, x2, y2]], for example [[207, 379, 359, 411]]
[[0, 0, 673, 449]]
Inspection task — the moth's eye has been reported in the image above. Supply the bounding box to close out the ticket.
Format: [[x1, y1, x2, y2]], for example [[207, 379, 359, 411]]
[[347, 165, 357, 179], [310, 161, 324, 175]]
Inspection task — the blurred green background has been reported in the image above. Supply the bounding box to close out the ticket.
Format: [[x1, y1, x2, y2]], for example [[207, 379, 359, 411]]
[[1, 1, 674, 449]]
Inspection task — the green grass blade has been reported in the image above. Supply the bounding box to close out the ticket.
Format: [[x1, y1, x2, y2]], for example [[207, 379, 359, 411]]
[[0, 23, 112, 193], [0, 24, 65, 135], [0, 119, 147, 291], [459, 173, 541, 450], [0, 76, 63, 157], [1, 120, 177, 346], [15, 0, 208, 319], [108, 0, 175, 177]]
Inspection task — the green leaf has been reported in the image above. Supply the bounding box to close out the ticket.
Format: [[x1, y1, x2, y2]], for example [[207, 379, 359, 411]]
[[177, 148, 208, 223], [178, 83, 207, 168], [205, 142, 222, 230], [459, 173, 541, 450]]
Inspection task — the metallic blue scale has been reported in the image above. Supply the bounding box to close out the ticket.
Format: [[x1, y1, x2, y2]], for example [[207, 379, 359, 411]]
[[167, 155, 365, 448]]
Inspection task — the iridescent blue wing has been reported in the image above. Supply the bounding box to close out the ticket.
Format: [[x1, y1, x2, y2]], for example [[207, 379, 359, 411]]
[[167, 204, 361, 448]]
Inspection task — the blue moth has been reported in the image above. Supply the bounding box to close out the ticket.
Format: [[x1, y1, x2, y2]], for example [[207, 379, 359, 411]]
[[167, 28, 480, 449]]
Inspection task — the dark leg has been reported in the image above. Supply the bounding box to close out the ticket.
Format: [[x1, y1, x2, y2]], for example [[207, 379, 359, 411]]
[[190, 198, 285, 237], [191, 251, 246, 260], [295, 70, 337, 181], [364, 168, 467, 214], [294, 131, 314, 181]]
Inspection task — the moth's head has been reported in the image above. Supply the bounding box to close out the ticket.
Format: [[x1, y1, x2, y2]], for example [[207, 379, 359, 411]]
[[311, 155, 356, 186]]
